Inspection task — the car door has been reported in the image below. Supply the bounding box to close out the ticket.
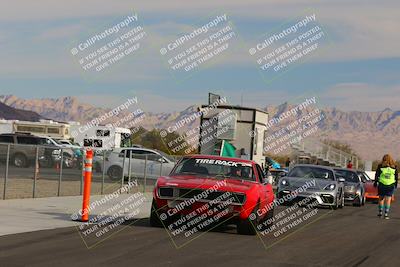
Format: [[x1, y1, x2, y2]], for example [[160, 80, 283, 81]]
[[255, 163, 274, 210], [0, 135, 14, 161], [128, 149, 148, 178], [144, 153, 164, 179], [118, 149, 136, 177]]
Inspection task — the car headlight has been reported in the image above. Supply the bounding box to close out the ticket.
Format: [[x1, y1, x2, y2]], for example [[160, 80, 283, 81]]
[[281, 179, 289, 186], [52, 149, 61, 155], [324, 184, 336, 191]]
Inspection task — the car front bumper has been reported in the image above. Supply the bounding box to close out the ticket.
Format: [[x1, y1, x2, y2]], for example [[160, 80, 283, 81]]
[[278, 189, 337, 206], [344, 192, 360, 202], [365, 193, 379, 199]]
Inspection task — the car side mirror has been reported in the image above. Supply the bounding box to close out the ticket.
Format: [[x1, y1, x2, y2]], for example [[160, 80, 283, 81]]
[[338, 178, 345, 183]]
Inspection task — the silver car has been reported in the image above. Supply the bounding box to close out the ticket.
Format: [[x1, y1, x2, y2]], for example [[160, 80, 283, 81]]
[[277, 164, 345, 209], [104, 147, 176, 181], [333, 168, 366, 206]]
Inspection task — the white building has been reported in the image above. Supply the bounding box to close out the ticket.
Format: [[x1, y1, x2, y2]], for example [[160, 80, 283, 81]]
[[198, 105, 269, 166]]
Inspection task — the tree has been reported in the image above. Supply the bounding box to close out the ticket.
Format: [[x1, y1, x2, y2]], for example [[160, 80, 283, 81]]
[[129, 127, 194, 155]]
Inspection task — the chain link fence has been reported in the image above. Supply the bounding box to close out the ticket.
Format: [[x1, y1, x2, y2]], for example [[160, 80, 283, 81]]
[[0, 143, 177, 200]]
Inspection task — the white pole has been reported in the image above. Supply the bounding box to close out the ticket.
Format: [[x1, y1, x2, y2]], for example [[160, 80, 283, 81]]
[[220, 140, 225, 156]]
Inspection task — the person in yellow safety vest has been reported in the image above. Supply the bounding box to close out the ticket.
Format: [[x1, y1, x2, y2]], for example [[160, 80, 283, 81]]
[[374, 154, 398, 219]]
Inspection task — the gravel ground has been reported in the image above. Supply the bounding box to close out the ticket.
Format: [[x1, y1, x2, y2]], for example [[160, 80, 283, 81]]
[[0, 177, 155, 199]]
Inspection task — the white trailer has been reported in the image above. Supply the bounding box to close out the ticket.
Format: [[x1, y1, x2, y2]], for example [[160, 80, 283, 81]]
[[0, 119, 71, 139], [70, 123, 131, 149]]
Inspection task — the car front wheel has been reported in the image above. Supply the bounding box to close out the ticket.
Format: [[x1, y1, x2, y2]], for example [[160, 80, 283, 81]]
[[353, 196, 362, 207], [339, 191, 345, 209], [149, 199, 163, 228], [237, 205, 259, 235], [107, 166, 123, 181], [13, 153, 28, 168]]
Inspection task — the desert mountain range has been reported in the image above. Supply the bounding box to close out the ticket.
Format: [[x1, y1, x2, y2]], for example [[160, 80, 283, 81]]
[[0, 95, 398, 161]]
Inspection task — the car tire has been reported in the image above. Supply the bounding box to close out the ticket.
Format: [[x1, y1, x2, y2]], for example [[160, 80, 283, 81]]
[[333, 191, 340, 210], [63, 155, 73, 168], [107, 165, 123, 181], [277, 192, 290, 206], [260, 206, 274, 232], [94, 162, 102, 173], [13, 153, 28, 168], [339, 192, 345, 209], [149, 199, 163, 228], [237, 205, 259, 235], [353, 196, 362, 207]]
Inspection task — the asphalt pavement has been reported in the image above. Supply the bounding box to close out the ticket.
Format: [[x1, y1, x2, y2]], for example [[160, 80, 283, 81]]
[[1, 200, 399, 267]]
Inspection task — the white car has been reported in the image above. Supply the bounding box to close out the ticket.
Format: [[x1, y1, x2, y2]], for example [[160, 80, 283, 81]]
[[57, 139, 82, 150], [104, 147, 176, 180]]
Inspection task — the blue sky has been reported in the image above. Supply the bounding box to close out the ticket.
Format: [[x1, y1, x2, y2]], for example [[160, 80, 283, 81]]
[[0, 0, 399, 113]]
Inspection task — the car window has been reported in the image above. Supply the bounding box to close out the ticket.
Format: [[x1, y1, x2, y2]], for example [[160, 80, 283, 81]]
[[0, 136, 14, 143], [288, 166, 334, 180], [131, 150, 160, 161], [147, 153, 163, 162], [155, 150, 174, 162], [357, 172, 371, 182], [119, 149, 131, 158], [17, 136, 39, 145], [131, 149, 146, 154], [172, 158, 255, 181], [36, 138, 55, 146], [334, 170, 360, 183], [255, 164, 265, 183]]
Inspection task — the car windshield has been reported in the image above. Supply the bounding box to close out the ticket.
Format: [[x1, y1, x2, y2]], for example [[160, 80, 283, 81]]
[[357, 171, 371, 182], [172, 157, 255, 181], [288, 166, 334, 180], [334, 170, 359, 183]]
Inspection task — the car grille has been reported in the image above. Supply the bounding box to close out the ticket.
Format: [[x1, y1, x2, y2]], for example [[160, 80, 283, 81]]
[[320, 195, 334, 204], [345, 186, 355, 191], [158, 187, 246, 205]]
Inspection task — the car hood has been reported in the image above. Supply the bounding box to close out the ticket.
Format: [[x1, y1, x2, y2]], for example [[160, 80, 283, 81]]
[[157, 175, 255, 193], [283, 177, 334, 190]]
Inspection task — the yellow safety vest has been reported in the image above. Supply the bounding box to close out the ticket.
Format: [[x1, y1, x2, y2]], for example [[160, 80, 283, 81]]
[[379, 167, 396, 186]]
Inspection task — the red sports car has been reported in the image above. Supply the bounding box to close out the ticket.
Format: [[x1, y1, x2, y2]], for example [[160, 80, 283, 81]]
[[358, 171, 395, 203], [150, 155, 275, 235], [358, 171, 379, 202]]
